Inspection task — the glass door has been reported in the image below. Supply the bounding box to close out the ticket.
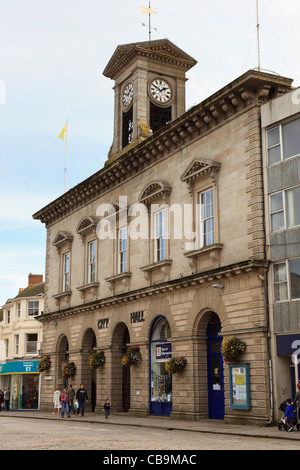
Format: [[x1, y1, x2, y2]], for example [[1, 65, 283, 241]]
[[207, 336, 225, 419]]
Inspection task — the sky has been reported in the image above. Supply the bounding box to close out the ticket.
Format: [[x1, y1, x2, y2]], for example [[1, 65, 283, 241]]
[[1, 0, 300, 306]]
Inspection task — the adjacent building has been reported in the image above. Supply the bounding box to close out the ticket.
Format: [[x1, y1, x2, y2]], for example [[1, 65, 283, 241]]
[[33, 39, 294, 425], [0, 274, 44, 410], [261, 88, 300, 419]]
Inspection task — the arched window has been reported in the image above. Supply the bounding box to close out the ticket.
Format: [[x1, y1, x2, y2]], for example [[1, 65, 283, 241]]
[[150, 316, 172, 417]]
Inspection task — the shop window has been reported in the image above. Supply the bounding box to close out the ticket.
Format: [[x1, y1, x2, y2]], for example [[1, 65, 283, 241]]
[[150, 317, 172, 416]]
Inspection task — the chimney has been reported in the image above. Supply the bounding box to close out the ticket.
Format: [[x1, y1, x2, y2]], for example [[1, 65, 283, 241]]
[[28, 273, 43, 288]]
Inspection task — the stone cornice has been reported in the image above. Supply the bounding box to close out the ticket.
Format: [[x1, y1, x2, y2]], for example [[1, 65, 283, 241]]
[[32, 70, 293, 227], [36, 259, 269, 322], [103, 38, 197, 80]]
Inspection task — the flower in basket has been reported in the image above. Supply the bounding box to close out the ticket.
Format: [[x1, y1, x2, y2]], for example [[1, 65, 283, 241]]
[[221, 337, 246, 364], [38, 356, 51, 373], [61, 361, 76, 379], [165, 357, 187, 375], [122, 346, 142, 366], [89, 351, 105, 369]]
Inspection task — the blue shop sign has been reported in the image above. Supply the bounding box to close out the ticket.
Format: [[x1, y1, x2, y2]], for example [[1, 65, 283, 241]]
[[0, 360, 39, 375], [276, 334, 300, 356], [156, 343, 172, 360]]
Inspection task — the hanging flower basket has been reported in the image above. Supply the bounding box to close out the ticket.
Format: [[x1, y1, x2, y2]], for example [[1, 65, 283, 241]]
[[122, 346, 142, 366], [61, 361, 76, 379], [38, 356, 51, 373], [221, 337, 246, 364], [89, 351, 105, 369], [165, 357, 187, 375]]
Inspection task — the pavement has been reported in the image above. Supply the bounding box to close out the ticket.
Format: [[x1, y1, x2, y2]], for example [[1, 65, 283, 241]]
[[1, 410, 300, 442]]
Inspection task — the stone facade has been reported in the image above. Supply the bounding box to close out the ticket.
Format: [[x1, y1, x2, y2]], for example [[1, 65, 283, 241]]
[[33, 41, 294, 424], [261, 88, 300, 420]]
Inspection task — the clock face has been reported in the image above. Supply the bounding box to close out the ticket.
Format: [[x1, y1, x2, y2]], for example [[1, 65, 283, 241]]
[[123, 83, 133, 107], [150, 79, 172, 103]]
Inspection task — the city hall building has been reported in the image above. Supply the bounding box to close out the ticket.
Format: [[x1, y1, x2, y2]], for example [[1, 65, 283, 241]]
[[33, 39, 294, 424]]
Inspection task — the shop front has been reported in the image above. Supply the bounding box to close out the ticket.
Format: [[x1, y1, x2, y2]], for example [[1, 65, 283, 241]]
[[150, 317, 172, 417], [0, 360, 40, 410]]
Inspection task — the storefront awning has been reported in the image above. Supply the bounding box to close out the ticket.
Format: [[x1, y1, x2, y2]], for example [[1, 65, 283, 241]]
[[0, 360, 39, 375]]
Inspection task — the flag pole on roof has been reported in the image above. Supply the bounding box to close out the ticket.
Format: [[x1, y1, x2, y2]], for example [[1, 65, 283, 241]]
[[57, 119, 68, 193], [141, 2, 158, 41], [256, 0, 261, 71]]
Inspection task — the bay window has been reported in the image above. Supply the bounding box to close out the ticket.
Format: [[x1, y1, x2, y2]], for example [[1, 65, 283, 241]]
[[270, 185, 300, 231], [267, 117, 300, 165], [274, 258, 300, 302]]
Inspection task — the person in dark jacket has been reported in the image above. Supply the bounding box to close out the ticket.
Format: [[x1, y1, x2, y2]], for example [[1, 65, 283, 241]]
[[0, 389, 4, 411], [103, 399, 110, 419], [75, 384, 88, 417]]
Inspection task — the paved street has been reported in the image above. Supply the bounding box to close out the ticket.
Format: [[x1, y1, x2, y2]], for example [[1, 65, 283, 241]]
[[0, 414, 299, 452]]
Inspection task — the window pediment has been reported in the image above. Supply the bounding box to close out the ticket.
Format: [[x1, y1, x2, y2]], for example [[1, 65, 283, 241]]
[[181, 158, 221, 192], [139, 180, 172, 205], [76, 216, 99, 241], [52, 231, 73, 253]]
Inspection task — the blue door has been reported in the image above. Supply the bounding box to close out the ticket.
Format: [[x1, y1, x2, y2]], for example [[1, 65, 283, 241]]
[[207, 336, 225, 419]]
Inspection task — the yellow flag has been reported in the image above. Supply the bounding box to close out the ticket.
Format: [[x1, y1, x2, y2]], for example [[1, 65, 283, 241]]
[[58, 123, 67, 140], [140, 5, 157, 14]]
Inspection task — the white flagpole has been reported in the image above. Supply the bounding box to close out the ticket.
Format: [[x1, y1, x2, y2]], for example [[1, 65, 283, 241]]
[[256, 0, 261, 71], [149, 1, 151, 41], [64, 119, 68, 193]]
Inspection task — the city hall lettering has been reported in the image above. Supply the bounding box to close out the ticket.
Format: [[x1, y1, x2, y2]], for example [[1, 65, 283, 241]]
[[98, 318, 109, 329], [130, 311, 145, 323]]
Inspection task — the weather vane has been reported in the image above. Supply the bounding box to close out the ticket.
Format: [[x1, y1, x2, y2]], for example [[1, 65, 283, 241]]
[[141, 2, 158, 41]]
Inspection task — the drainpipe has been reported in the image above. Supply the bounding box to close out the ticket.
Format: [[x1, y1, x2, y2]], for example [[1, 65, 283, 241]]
[[264, 263, 274, 427]]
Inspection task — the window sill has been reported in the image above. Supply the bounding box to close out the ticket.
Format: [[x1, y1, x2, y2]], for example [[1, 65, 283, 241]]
[[140, 259, 172, 272], [140, 259, 172, 283], [105, 272, 132, 283], [77, 282, 99, 293], [77, 282, 99, 301], [52, 291, 72, 309], [184, 243, 223, 272], [53, 291, 72, 299], [105, 272, 131, 293]]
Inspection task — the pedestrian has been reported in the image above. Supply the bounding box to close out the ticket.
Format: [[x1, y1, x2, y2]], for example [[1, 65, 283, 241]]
[[75, 383, 88, 417], [4, 387, 10, 411], [103, 399, 110, 419], [283, 398, 295, 432], [61, 388, 71, 418], [0, 389, 4, 411], [53, 387, 61, 415], [67, 384, 76, 414], [293, 383, 300, 421]]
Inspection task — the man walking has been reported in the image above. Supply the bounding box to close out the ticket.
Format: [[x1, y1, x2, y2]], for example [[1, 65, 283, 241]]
[[4, 388, 10, 411], [67, 384, 75, 414], [76, 384, 88, 417]]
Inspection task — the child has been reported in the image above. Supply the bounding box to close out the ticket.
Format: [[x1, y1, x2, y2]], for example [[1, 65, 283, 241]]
[[283, 398, 295, 432], [103, 399, 110, 419]]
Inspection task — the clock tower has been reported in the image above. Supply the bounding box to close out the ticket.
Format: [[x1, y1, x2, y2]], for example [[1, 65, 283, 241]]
[[103, 39, 197, 162]]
